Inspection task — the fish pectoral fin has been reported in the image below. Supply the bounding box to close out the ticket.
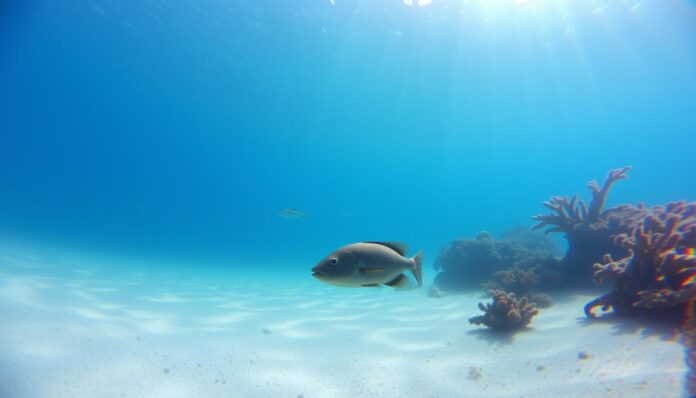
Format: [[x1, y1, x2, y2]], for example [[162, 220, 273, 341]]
[[384, 274, 410, 288], [361, 284, 381, 287]]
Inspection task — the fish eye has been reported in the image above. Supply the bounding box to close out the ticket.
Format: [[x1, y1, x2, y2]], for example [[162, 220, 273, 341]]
[[329, 258, 338, 265]]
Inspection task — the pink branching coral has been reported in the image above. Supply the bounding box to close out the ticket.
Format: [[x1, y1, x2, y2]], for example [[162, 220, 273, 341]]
[[585, 201, 696, 318]]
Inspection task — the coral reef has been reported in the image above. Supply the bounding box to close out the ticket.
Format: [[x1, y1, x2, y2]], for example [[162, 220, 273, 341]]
[[526, 292, 553, 309], [531, 166, 651, 284], [499, 226, 563, 256], [487, 267, 539, 296], [530, 166, 696, 319], [485, 269, 554, 307], [469, 289, 539, 331], [584, 201, 696, 318], [432, 229, 560, 293]]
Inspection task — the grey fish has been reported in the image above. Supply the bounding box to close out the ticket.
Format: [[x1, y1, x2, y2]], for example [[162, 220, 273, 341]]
[[278, 208, 307, 219], [311, 242, 423, 288]]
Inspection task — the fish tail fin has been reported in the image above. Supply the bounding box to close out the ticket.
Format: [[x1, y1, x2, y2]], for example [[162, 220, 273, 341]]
[[410, 250, 423, 287]]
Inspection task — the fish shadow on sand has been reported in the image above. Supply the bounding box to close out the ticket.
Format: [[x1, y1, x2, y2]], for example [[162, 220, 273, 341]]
[[465, 327, 528, 347], [576, 315, 681, 342]]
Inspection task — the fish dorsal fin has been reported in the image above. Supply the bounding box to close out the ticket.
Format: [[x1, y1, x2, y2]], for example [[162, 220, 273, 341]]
[[365, 241, 408, 256]]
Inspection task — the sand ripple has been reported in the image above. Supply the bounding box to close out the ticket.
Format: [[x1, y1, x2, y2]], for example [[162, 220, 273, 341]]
[[0, 251, 688, 398]]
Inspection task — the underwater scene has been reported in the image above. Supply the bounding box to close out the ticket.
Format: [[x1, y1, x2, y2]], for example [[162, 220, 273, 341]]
[[1, 0, 696, 397]]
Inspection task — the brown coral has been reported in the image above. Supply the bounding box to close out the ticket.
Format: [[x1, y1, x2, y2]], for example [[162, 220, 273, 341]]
[[585, 201, 696, 318], [469, 289, 539, 331]]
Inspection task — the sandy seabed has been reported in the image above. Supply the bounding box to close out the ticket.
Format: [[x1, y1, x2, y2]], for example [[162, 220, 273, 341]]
[[0, 249, 688, 398]]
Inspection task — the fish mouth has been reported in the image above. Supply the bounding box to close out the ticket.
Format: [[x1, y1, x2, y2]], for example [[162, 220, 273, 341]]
[[312, 270, 328, 279]]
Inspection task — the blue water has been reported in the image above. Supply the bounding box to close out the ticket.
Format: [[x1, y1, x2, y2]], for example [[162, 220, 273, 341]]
[[1, 1, 695, 397], [2, 0, 694, 270]]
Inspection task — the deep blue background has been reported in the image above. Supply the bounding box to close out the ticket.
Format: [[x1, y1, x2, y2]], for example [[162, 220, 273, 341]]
[[1, 0, 695, 268]]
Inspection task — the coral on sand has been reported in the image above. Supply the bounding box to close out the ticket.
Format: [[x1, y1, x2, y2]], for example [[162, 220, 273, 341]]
[[531, 166, 650, 284], [432, 229, 559, 293], [585, 201, 696, 319], [469, 289, 539, 331]]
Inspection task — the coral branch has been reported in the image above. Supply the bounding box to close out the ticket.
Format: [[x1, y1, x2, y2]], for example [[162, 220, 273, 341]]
[[532, 166, 631, 234], [532, 196, 586, 234], [592, 254, 630, 284], [584, 292, 621, 318], [587, 166, 631, 222]]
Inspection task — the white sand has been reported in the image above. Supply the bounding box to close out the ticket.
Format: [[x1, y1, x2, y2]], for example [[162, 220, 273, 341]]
[[0, 250, 688, 398]]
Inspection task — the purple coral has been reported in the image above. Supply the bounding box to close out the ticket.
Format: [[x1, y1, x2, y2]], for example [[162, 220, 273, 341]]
[[585, 201, 696, 318]]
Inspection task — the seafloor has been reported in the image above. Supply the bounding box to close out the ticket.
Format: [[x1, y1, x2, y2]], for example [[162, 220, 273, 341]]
[[0, 248, 686, 398]]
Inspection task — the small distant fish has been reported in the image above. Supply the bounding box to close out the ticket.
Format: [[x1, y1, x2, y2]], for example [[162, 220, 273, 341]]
[[278, 208, 307, 219], [311, 242, 422, 288]]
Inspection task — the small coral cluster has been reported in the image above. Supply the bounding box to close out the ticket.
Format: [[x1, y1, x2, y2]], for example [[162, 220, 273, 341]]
[[469, 289, 539, 331], [585, 201, 696, 318]]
